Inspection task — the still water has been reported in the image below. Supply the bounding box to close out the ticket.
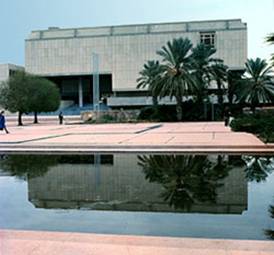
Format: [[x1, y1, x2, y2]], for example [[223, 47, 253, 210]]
[[0, 154, 274, 240]]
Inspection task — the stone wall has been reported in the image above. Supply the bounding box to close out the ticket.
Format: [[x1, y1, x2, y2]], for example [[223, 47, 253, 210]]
[[81, 109, 140, 122]]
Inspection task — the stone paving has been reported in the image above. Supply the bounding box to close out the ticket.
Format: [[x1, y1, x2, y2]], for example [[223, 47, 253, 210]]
[[0, 121, 272, 153]]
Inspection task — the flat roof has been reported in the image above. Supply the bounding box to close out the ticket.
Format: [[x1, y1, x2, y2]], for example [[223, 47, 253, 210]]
[[27, 18, 247, 41]]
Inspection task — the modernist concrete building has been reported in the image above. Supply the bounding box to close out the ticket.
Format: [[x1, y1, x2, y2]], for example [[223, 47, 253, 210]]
[[25, 19, 247, 107], [0, 64, 24, 84]]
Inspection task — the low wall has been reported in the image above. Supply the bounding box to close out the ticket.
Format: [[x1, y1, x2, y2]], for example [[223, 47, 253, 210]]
[[81, 110, 140, 122]]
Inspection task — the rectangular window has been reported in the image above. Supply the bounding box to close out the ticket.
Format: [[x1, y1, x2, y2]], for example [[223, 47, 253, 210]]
[[200, 32, 215, 47]]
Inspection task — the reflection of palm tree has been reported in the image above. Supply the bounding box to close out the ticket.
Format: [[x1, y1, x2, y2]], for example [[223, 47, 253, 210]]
[[0, 155, 59, 179], [138, 155, 231, 210], [269, 205, 274, 219], [264, 203, 274, 240], [242, 156, 274, 182]]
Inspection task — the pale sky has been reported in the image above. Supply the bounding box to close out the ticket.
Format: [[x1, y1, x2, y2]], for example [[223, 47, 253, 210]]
[[1, 0, 273, 65]]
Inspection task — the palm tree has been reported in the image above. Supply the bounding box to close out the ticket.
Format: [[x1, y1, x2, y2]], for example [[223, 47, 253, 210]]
[[191, 43, 218, 101], [211, 60, 228, 105], [136, 60, 163, 106], [157, 38, 198, 121], [191, 44, 228, 119], [266, 33, 274, 66], [227, 70, 243, 107], [266, 33, 274, 43], [238, 58, 274, 112]]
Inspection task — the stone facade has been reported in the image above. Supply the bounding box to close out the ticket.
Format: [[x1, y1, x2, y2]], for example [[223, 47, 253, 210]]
[[0, 64, 24, 84], [25, 19, 247, 106]]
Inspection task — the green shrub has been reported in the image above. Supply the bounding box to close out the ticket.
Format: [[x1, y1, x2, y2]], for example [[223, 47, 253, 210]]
[[138, 101, 223, 122], [138, 105, 176, 122], [230, 110, 274, 142]]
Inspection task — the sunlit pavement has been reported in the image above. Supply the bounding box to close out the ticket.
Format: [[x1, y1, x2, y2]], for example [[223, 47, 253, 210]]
[[0, 120, 272, 153], [1, 230, 274, 255]]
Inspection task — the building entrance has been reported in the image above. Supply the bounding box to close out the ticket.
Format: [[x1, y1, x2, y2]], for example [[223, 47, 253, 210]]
[[47, 74, 112, 106]]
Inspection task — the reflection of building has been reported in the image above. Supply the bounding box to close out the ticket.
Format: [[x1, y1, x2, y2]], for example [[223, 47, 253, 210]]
[[0, 170, 11, 177], [28, 154, 247, 214], [25, 19, 247, 107]]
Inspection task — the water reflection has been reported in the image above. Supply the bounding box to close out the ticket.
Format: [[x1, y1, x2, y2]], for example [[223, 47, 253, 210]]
[[242, 156, 274, 183], [138, 155, 231, 210], [265, 203, 274, 240], [0, 155, 58, 179], [0, 154, 255, 214]]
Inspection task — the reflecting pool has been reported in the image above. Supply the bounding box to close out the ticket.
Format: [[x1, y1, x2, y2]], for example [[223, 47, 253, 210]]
[[0, 154, 274, 240]]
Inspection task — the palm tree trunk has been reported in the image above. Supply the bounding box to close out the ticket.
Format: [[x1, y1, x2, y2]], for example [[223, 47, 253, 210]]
[[33, 112, 38, 124], [18, 111, 23, 126], [152, 95, 158, 106], [217, 79, 223, 105], [251, 105, 256, 114], [175, 95, 183, 121]]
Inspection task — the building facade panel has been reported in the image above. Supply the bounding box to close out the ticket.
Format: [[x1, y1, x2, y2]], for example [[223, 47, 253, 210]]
[[0, 64, 24, 83], [25, 19, 247, 95]]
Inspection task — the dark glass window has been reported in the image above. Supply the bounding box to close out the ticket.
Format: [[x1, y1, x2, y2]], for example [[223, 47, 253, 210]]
[[200, 32, 216, 47]]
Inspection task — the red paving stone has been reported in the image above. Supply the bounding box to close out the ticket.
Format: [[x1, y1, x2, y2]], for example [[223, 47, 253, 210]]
[[1, 230, 274, 255], [0, 122, 270, 152]]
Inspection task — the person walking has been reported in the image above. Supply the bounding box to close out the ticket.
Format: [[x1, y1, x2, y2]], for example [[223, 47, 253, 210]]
[[223, 106, 231, 127], [58, 111, 64, 125], [0, 111, 9, 134]]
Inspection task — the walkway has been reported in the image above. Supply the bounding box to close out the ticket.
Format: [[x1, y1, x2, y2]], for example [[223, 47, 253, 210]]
[[0, 121, 272, 153]]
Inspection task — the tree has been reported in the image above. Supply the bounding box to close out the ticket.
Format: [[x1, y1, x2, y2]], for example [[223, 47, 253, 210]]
[[157, 38, 198, 121], [210, 60, 228, 105], [0, 71, 60, 125], [28, 77, 60, 123], [227, 70, 243, 107], [191, 43, 228, 117], [136, 60, 163, 106], [0, 71, 32, 125], [191, 43, 217, 101], [238, 58, 274, 112], [266, 33, 274, 66]]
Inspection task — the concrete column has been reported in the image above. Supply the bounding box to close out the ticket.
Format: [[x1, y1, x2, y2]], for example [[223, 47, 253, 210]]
[[78, 77, 83, 107]]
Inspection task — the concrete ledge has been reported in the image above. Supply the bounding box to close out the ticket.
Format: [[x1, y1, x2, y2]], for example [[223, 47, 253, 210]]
[[0, 122, 272, 153], [0, 145, 273, 154]]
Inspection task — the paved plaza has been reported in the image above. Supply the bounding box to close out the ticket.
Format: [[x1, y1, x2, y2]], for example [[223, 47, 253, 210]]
[[0, 120, 272, 153]]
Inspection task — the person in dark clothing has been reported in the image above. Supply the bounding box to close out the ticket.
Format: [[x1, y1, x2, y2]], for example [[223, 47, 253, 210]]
[[223, 107, 231, 126], [0, 111, 9, 134], [58, 112, 64, 125]]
